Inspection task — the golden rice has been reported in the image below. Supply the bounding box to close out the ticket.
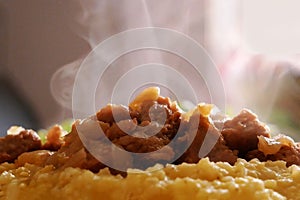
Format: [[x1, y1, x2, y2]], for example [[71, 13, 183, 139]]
[[1, 158, 300, 200]]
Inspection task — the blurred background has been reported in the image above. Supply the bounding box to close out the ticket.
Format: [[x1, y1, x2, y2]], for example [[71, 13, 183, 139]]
[[0, 0, 299, 138]]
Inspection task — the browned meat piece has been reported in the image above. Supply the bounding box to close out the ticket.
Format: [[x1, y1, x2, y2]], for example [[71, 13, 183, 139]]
[[0, 130, 41, 163], [133, 98, 173, 123], [42, 125, 65, 151], [98, 96, 180, 154], [221, 109, 270, 155], [246, 145, 300, 166], [15, 150, 53, 167], [174, 113, 238, 165], [97, 105, 131, 125], [207, 137, 238, 165], [246, 135, 300, 166], [110, 113, 181, 154], [45, 121, 106, 173], [101, 98, 181, 169], [105, 120, 135, 141], [174, 114, 210, 164]]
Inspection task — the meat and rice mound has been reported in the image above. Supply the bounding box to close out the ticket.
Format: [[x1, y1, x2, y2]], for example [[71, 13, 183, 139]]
[[0, 87, 300, 199]]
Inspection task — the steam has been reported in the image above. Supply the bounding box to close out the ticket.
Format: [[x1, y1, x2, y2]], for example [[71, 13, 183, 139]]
[[51, 1, 300, 130], [50, 58, 83, 110], [50, 0, 213, 112]]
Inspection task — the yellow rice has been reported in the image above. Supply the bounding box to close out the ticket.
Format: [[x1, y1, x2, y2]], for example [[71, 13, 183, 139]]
[[1, 158, 300, 200]]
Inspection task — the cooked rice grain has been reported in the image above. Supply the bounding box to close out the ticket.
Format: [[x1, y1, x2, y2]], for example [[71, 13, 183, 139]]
[[0, 158, 300, 200]]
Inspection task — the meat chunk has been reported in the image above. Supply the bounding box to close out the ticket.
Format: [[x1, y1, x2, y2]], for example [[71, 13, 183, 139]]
[[15, 150, 53, 167], [246, 146, 300, 166], [99, 96, 181, 155], [0, 129, 41, 163], [246, 135, 300, 166], [174, 114, 211, 164], [221, 109, 270, 155], [97, 105, 131, 125], [45, 121, 106, 173], [207, 138, 238, 165], [42, 125, 65, 151], [110, 113, 180, 154], [174, 112, 238, 165]]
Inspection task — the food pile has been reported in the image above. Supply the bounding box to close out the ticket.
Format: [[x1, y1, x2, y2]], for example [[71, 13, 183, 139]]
[[0, 87, 300, 200]]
